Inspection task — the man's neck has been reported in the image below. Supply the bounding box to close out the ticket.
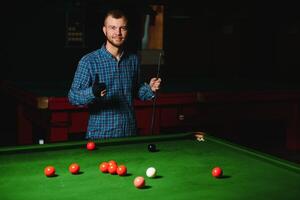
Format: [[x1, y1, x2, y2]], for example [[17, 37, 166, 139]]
[[105, 42, 123, 60]]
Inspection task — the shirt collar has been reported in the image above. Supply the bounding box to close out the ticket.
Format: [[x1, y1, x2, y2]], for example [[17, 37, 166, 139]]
[[99, 43, 129, 60], [99, 44, 114, 59]]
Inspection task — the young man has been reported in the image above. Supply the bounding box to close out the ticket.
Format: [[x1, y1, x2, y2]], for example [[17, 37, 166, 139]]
[[68, 9, 161, 139]]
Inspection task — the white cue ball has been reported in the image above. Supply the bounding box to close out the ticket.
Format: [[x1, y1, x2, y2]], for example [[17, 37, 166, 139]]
[[146, 167, 157, 178]]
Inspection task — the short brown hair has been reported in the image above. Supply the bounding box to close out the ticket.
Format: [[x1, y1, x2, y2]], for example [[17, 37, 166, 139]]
[[103, 9, 128, 25]]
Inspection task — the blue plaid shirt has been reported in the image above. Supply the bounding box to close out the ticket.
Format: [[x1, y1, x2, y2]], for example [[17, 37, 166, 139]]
[[68, 45, 154, 139]]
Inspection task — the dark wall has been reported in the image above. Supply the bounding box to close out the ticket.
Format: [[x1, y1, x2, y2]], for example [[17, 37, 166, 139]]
[[1, 1, 80, 81], [0, 0, 148, 82], [164, 1, 300, 84], [1, 0, 300, 84]]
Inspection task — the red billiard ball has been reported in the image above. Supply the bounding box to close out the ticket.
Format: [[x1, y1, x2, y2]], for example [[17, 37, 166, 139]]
[[108, 160, 117, 166], [116, 165, 127, 176], [133, 176, 145, 188], [99, 162, 109, 173], [69, 163, 80, 174], [86, 141, 96, 150], [108, 163, 118, 174], [212, 167, 223, 178], [44, 166, 55, 177]]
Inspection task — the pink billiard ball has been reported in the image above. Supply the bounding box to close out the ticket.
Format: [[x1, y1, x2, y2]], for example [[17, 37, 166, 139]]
[[133, 176, 145, 188], [212, 167, 223, 178]]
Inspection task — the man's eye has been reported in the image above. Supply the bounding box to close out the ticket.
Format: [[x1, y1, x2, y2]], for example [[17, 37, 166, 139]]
[[108, 26, 127, 32]]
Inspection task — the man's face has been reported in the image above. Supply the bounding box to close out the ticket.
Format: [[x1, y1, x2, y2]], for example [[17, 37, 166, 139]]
[[103, 16, 128, 48]]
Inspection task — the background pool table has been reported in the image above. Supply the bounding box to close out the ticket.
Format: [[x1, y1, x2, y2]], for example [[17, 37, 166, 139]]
[[1, 78, 300, 151], [0, 133, 299, 200]]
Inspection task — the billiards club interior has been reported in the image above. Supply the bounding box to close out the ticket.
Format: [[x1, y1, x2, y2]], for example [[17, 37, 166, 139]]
[[0, 0, 300, 164]]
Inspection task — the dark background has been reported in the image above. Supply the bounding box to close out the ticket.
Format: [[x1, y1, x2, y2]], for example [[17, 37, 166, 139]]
[[0, 0, 300, 161], [1, 0, 300, 82]]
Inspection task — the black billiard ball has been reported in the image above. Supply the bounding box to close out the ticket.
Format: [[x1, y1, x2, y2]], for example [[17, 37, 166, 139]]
[[148, 144, 156, 152]]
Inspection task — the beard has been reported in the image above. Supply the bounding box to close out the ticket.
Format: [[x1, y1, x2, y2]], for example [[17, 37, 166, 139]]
[[106, 35, 125, 48]]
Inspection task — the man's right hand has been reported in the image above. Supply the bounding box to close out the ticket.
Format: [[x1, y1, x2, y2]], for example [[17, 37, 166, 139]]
[[92, 74, 106, 97]]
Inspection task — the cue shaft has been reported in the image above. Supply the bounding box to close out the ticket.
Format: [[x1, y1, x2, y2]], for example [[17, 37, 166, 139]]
[[150, 52, 163, 135], [156, 52, 162, 78]]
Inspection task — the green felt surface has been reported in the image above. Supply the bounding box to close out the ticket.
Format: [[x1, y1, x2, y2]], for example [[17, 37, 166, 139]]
[[0, 133, 299, 200]]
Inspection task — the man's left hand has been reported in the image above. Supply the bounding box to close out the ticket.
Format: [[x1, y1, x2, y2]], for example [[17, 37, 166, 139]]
[[149, 78, 161, 92]]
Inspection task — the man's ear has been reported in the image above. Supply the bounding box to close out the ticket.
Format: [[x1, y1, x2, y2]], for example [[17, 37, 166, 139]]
[[102, 26, 106, 36]]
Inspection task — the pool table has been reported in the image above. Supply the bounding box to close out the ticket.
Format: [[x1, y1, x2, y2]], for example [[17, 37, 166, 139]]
[[0, 132, 299, 200]]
